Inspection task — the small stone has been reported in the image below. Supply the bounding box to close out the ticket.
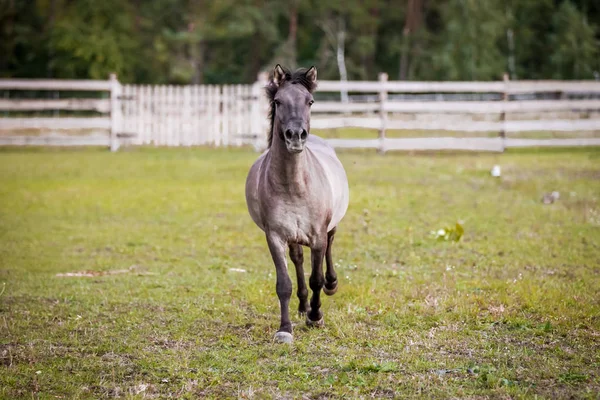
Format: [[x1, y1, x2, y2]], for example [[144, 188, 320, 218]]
[[491, 165, 501, 177], [542, 191, 560, 204]]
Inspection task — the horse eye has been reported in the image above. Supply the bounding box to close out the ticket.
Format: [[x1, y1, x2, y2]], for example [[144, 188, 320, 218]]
[[309, 100, 314, 106], [274, 100, 281, 106]]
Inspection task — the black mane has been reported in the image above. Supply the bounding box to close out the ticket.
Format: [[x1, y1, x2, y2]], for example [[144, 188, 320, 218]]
[[266, 67, 317, 148]]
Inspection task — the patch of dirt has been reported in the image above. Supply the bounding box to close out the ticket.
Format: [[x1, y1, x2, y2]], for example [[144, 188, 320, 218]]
[[142, 336, 198, 353], [56, 265, 155, 277], [0, 343, 17, 367], [502, 167, 600, 183], [369, 388, 398, 398]]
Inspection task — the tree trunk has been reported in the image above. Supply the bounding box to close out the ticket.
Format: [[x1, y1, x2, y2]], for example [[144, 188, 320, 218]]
[[248, 34, 262, 83], [46, 0, 58, 78], [506, 28, 516, 80], [336, 17, 348, 104], [287, 1, 298, 67], [1, 0, 16, 74], [399, 27, 410, 80], [398, 0, 423, 80], [133, 0, 142, 31], [191, 41, 205, 84]]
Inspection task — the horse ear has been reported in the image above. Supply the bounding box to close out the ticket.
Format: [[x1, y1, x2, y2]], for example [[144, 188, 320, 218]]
[[305, 66, 317, 84], [273, 64, 286, 86]]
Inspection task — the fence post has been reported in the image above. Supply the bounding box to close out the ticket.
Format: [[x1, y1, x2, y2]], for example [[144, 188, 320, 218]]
[[251, 71, 269, 151], [500, 72, 509, 152], [109, 73, 122, 152], [378, 72, 388, 153]]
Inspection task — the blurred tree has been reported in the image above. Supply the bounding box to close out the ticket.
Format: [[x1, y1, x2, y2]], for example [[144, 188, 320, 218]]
[[0, 0, 53, 78], [1, 0, 599, 82], [345, 1, 382, 80], [162, 0, 281, 84], [548, 1, 598, 79], [504, 0, 555, 80], [399, 0, 423, 80], [206, 0, 281, 83], [432, 0, 508, 81], [308, 0, 382, 80], [130, 0, 189, 84], [49, 0, 136, 80]]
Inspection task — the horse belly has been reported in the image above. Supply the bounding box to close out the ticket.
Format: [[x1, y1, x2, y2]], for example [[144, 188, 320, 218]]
[[317, 157, 349, 232]]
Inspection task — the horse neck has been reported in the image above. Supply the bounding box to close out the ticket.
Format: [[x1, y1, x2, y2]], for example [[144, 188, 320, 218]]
[[268, 129, 309, 191]]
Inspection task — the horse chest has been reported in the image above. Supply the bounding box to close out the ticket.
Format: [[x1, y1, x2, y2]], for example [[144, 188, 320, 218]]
[[265, 197, 325, 246]]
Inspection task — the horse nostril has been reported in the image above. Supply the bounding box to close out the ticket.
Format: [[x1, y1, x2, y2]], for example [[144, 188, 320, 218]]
[[284, 130, 293, 140], [300, 130, 307, 140]]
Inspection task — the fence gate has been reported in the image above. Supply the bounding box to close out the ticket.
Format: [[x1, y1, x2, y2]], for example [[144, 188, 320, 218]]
[[120, 83, 267, 148]]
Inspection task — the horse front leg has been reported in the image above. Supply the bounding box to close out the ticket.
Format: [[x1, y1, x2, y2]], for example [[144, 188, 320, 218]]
[[289, 244, 309, 316], [307, 236, 327, 327], [266, 233, 293, 343]]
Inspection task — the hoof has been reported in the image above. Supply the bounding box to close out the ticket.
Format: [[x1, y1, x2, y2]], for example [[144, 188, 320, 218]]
[[298, 304, 310, 317], [323, 281, 338, 296], [306, 316, 324, 328], [274, 331, 293, 344]]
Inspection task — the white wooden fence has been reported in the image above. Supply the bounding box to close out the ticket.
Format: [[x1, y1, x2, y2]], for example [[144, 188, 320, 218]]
[[312, 73, 600, 152], [0, 75, 122, 150], [119, 83, 265, 148], [1, 74, 600, 152]]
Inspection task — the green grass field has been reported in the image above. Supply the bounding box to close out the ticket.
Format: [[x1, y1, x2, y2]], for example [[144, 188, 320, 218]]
[[1, 145, 599, 399]]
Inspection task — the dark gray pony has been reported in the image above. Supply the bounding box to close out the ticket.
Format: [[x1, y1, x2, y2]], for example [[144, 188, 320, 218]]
[[245, 65, 349, 343]]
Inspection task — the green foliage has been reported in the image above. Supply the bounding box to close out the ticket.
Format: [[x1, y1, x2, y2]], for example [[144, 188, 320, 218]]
[[431, 222, 464, 242], [49, 0, 136, 80], [0, 0, 599, 82], [549, 1, 599, 79], [433, 0, 508, 80], [559, 371, 589, 384], [0, 0, 52, 78], [506, 0, 556, 79]]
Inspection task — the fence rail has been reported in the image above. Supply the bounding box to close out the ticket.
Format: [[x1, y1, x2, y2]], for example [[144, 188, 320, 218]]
[[1, 74, 599, 152], [313, 99, 600, 114], [317, 79, 600, 94], [0, 75, 121, 150], [311, 117, 600, 133], [0, 99, 111, 112]]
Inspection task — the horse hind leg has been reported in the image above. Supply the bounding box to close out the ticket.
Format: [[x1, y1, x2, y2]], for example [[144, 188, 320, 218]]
[[289, 244, 309, 315], [323, 227, 338, 296]]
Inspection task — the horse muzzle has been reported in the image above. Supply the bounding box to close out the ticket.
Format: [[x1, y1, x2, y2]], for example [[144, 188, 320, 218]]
[[284, 128, 308, 154]]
